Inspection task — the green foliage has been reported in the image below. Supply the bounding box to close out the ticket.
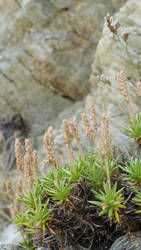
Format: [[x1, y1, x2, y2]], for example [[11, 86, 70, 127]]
[[83, 158, 105, 189], [123, 114, 141, 142], [14, 197, 52, 234], [44, 178, 73, 202], [89, 182, 125, 223], [42, 167, 65, 189], [20, 239, 36, 250], [42, 166, 73, 202], [121, 158, 141, 185], [18, 180, 44, 210], [14, 181, 52, 234], [62, 156, 87, 183], [132, 189, 141, 213], [89, 148, 120, 176]]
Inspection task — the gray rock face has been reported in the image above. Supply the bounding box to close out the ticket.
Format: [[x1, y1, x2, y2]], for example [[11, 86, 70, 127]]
[[90, 0, 141, 158], [110, 232, 141, 250], [0, 224, 22, 244], [0, 244, 23, 250], [0, 0, 126, 170]]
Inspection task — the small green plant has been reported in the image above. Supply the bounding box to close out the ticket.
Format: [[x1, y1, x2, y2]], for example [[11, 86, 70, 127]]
[[83, 157, 105, 189], [44, 178, 73, 202], [42, 166, 73, 202], [18, 180, 44, 210], [89, 149, 120, 176], [14, 184, 52, 235], [62, 157, 87, 183], [6, 86, 141, 249], [121, 158, 141, 186], [89, 182, 125, 223], [123, 114, 141, 144], [20, 239, 36, 250], [132, 189, 141, 213]]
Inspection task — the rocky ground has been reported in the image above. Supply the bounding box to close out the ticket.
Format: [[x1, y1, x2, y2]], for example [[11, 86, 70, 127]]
[[0, 0, 141, 249]]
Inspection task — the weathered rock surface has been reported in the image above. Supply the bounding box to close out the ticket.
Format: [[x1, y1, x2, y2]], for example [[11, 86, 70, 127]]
[[0, 0, 126, 170], [0, 244, 23, 250], [110, 232, 141, 250], [0, 0, 126, 102], [0, 224, 22, 244], [90, 0, 141, 158]]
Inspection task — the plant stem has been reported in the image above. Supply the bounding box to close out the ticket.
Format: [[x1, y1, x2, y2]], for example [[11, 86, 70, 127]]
[[116, 33, 139, 79], [105, 156, 111, 189], [67, 144, 74, 170]]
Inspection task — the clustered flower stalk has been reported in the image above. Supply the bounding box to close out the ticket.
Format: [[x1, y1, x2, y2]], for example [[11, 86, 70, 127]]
[[82, 112, 96, 147], [90, 99, 97, 130], [117, 71, 134, 123], [105, 14, 140, 79], [69, 119, 83, 159], [101, 113, 111, 189], [6, 138, 41, 218], [6, 180, 21, 218], [44, 127, 59, 187], [105, 14, 120, 35], [63, 119, 74, 169]]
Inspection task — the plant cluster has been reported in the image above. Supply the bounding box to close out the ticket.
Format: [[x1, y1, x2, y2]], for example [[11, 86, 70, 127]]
[[5, 17, 141, 250]]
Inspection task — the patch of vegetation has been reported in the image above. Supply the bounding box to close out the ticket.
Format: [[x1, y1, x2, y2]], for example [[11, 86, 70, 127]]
[[5, 16, 141, 250]]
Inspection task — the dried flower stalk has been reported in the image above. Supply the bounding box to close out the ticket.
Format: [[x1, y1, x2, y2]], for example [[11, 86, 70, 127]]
[[82, 112, 95, 146], [6, 180, 20, 217], [14, 198, 20, 214], [44, 127, 57, 166], [16, 179, 23, 195], [32, 150, 39, 182], [69, 119, 83, 158], [90, 99, 97, 130], [101, 113, 110, 156], [15, 138, 23, 172], [136, 81, 141, 96], [101, 113, 111, 189], [23, 151, 33, 192], [25, 139, 33, 160], [6, 180, 15, 201], [8, 204, 16, 219], [117, 71, 134, 121], [44, 127, 59, 187], [63, 119, 74, 168]]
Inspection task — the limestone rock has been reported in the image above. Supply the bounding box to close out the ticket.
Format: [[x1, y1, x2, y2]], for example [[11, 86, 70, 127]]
[[0, 225, 22, 244], [110, 232, 141, 250], [90, 0, 141, 158], [0, 244, 24, 250]]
